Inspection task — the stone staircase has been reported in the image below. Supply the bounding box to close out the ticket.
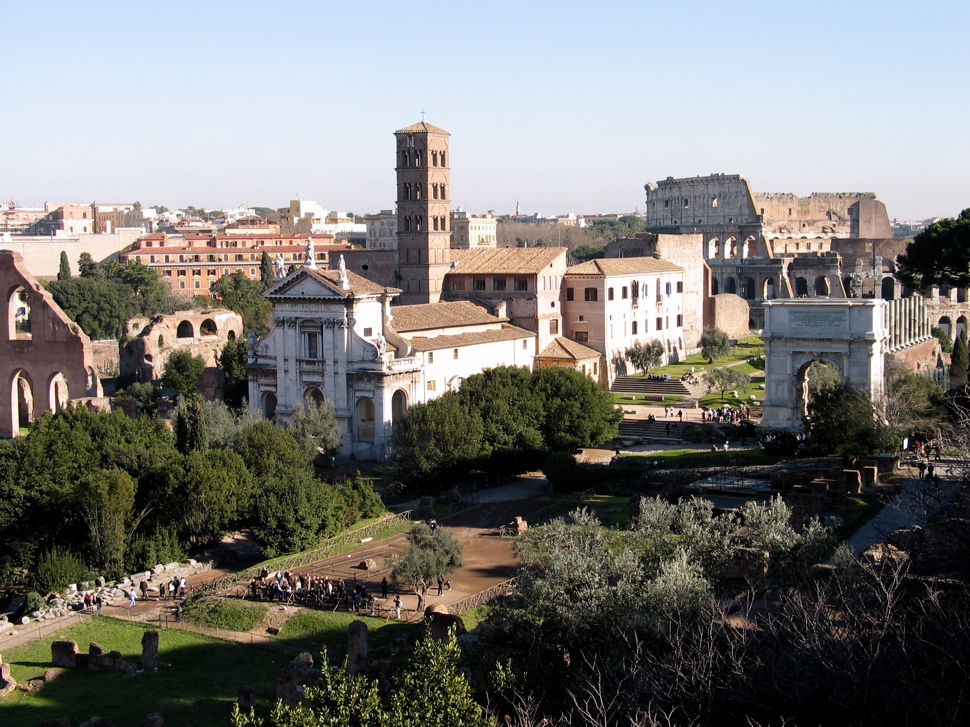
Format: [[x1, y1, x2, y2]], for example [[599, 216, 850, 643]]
[[617, 417, 687, 443], [611, 375, 706, 401]]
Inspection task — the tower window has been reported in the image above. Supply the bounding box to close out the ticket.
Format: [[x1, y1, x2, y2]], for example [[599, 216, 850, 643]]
[[567, 287, 574, 301], [550, 318, 559, 334], [515, 279, 528, 291]]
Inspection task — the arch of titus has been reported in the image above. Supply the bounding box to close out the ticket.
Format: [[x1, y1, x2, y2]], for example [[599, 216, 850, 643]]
[[760, 300, 889, 429]]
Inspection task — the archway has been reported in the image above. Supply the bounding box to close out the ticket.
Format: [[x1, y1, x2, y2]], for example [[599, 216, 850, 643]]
[[795, 277, 808, 297], [707, 238, 720, 259], [814, 276, 830, 296], [262, 391, 277, 419], [743, 277, 756, 300], [726, 237, 738, 259], [305, 387, 325, 406], [763, 277, 775, 300], [48, 372, 70, 414], [725, 278, 737, 295], [8, 286, 31, 340], [881, 277, 895, 301], [939, 316, 952, 337], [741, 236, 756, 259], [958, 316, 967, 339], [177, 320, 194, 338], [391, 389, 408, 426], [200, 318, 218, 336], [357, 397, 375, 442], [711, 277, 720, 295], [10, 369, 34, 431]]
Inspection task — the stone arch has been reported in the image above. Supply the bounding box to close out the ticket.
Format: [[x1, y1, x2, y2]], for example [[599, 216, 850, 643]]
[[725, 278, 737, 295], [391, 389, 408, 426], [794, 356, 844, 422], [357, 397, 375, 442], [10, 368, 34, 431], [938, 316, 952, 337], [176, 320, 194, 338], [743, 277, 756, 300], [881, 277, 895, 301], [8, 285, 32, 340], [707, 237, 720, 259], [814, 276, 829, 296], [711, 277, 719, 295], [200, 318, 218, 336], [261, 391, 277, 419], [958, 316, 968, 339], [795, 277, 809, 297], [726, 237, 738, 259], [763, 277, 775, 300], [227, 330, 236, 341], [741, 236, 756, 259], [47, 371, 70, 413], [447, 375, 464, 392], [305, 387, 325, 406]]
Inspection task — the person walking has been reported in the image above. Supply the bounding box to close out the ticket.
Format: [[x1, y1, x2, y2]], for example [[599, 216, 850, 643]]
[[437, 574, 445, 596], [381, 576, 388, 600], [94, 594, 103, 616], [127, 589, 137, 609], [394, 594, 402, 620]]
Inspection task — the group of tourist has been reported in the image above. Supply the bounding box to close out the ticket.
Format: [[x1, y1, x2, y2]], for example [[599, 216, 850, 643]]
[[247, 568, 394, 615], [701, 405, 750, 424], [138, 576, 186, 601]]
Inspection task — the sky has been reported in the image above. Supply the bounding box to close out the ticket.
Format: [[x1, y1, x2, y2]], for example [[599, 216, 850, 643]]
[[3, 1, 968, 221]]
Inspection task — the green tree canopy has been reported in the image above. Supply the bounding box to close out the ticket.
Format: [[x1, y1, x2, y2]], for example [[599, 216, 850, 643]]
[[389, 522, 464, 612], [57, 251, 71, 281], [392, 392, 485, 482], [805, 382, 901, 456], [626, 339, 665, 374], [77, 252, 98, 278], [700, 326, 731, 363], [285, 399, 342, 458], [895, 208, 970, 289], [219, 338, 249, 409], [259, 251, 275, 289], [457, 365, 544, 457], [211, 271, 272, 335], [531, 366, 621, 451], [704, 366, 751, 400], [162, 350, 206, 398]]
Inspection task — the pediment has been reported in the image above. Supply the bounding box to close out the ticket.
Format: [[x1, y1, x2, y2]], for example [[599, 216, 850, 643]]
[[264, 268, 347, 300]]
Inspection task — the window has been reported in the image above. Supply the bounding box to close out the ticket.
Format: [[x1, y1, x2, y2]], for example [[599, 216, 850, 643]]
[[194, 281, 200, 289], [677, 281, 683, 293], [622, 286, 628, 299], [493, 278, 507, 291], [712, 197, 719, 208], [453, 348, 459, 360], [208, 269, 216, 276], [665, 282, 671, 295], [515, 279, 528, 292], [363, 327, 372, 337], [473, 278, 486, 291], [683, 198, 690, 208], [550, 318, 559, 334], [178, 269, 186, 276], [428, 352, 434, 364], [451, 279, 465, 291], [656, 317, 663, 330], [305, 332, 319, 359], [576, 331, 589, 342], [427, 380, 436, 392], [676, 314, 683, 327], [632, 321, 638, 334], [193, 269, 201, 276], [584, 288, 598, 302], [179, 281, 185, 289], [567, 287, 574, 301], [608, 287, 614, 301], [522, 339, 527, 349]]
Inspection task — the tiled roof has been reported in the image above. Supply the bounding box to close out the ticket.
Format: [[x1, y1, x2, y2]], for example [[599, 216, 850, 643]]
[[390, 301, 504, 332], [566, 257, 683, 276], [395, 121, 450, 135], [405, 324, 534, 352], [306, 268, 398, 295], [447, 247, 567, 275], [537, 337, 601, 361]]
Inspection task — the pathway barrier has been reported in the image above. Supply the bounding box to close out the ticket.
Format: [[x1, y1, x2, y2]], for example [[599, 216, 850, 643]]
[[448, 578, 517, 615], [0, 611, 93, 650], [530, 487, 597, 526]]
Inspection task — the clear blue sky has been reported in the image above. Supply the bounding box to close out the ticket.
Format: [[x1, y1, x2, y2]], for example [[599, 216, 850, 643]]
[[3, 0, 967, 221]]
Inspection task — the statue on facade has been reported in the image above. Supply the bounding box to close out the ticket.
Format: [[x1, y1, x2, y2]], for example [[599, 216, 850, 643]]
[[304, 238, 316, 268], [248, 330, 258, 360], [273, 252, 286, 280], [374, 333, 386, 357]]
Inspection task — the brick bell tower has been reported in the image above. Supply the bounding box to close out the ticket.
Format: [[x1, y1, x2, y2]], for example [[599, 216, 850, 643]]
[[394, 121, 452, 305]]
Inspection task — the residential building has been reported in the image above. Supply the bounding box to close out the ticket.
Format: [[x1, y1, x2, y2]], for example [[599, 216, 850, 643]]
[[450, 210, 497, 248], [364, 210, 398, 250]]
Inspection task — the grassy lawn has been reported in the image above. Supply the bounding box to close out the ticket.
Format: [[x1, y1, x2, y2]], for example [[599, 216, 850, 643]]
[[270, 608, 420, 663], [581, 494, 630, 527], [0, 617, 281, 727], [839, 495, 885, 537], [649, 335, 765, 380], [623, 448, 787, 469]]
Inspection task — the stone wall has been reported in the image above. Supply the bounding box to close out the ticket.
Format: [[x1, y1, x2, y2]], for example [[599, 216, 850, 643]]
[[706, 294, 751, 339], [887, 337, 941, 374]]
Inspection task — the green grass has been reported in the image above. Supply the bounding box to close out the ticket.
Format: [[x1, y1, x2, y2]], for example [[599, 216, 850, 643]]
[[840, 495, 885, 538], [582, 494, 630, 527], [272, 608, 419, 661], [0, 617, 282, 727], [623, 448, 786, 469], [460, 605, 492, 631], [183, 596, 269, 631], [649, 336, 765, 380]]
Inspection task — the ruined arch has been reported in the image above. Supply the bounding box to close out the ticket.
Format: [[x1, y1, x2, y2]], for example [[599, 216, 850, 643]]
[[711, 277, 719, 295], [881, 277, 895, 301], [763, 277, 776, 300], [10, 368, 34, 431], [8, 286, 31, 340], [48, 372, 70, 413], [743, 277, 756, 300], [741, 236, 756, 259], [795, 277, 809, 297], [938, 316, 952, 337], [814, 276, 830, 296], [725, 278, 737, 295], [958, 316, 968, 339], [707, 237, 720, 259], [726, 237, 738, 259], [357, 397, 375, 442], [200, 318, 218, 336], [176, 320, 194, 338]]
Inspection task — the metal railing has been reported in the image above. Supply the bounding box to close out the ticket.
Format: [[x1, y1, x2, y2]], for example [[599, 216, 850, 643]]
[[0, 611, 93, 650], [448, 578, 517, 615]]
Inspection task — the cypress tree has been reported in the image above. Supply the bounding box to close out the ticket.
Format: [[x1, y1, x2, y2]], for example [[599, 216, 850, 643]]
[[57, 251, 71, 281], [951, 327, 969, 388], [259, 251, 274, 289]]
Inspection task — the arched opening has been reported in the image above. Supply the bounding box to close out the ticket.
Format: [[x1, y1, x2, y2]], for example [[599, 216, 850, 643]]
[[305, 387, 325, 406], [725, 278, 737, 295], [938, 316, 952, 337], [200, 318, 218, 336], [227, 330, 236, 341], [707, 238, 720, 258], [8, 286, 32, 340], [711, 277, 719, 295], [958, 316, 968, 339], [796, 359, 842, 422], [176, 320, 194, 338], [47, 372, 70, 413], [741, 236, 756, 259], [391, 389, 408, 426], [157, 335, 165, 348], [357, 397, 375, 442], [763, 277, 775, 300], [726, 237, 738, 259], [881, 277, 895, 301], [795, 277, 809, 297], [261, 391, 277, 419], [743, 277, 756, 300], [814, 276, 830, 296], [11, 369, 34, 431]]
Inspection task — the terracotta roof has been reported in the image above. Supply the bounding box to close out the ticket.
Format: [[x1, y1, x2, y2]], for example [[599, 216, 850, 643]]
[[395, 121, 450, 135], [446, 247, 567, 275], [537, 337, 601, 361], [305, 267, 398, 296], [390, 301, 503, 332], [404, 324, 534, 352], [566, 257, 683, 276]]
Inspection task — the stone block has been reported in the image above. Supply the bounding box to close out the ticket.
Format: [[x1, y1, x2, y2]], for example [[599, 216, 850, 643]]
[[95, 576, 106, 589], [164, 562, 180, 571], [347, 621, 368, 676], [423, 611, 466, 643], [151, 564, 165, 575], [277, 652, 318, 707], [89, 643, 106, 656], [44, 667, 67, 682], [52, 640, 80, 668], [141, 630, 159, 668]]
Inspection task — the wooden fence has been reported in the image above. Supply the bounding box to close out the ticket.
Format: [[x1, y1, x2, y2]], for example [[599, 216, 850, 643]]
[[0, 611, 92, 651], [448, 578, 517, 615]]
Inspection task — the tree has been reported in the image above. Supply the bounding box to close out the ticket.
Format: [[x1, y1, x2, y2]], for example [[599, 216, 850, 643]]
[[392, 392, 485, 482], [699, 326, 731, 363], [805, 382, 901, 456], [162, 350, 205, 398], [457, 366, 544, 460], [933, 325, 954, 353], [57, 251, 71, 281], [211, 271, 272, 335], [895, 208, 970, 289], [285, 399, 342, 458], [260, 251, 275, 289], [626, 339, 665, 374], [571, 244, 605, 263], [76, 468, 137, 573], [952, 327, 969, 388], [389, 523, 464, 614], [78, 252, 98, 278], [530, 366, 622, 451], [219, 338, 249, 409], [46, 277, 135, 339], [704, 367, 750, 401]]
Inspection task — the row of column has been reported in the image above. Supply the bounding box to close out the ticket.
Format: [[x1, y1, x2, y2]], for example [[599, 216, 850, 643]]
[[886, 296, 932, 351]]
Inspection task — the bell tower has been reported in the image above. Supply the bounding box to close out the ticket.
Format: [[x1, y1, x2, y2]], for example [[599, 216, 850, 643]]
[[394, 121, 451, 305]]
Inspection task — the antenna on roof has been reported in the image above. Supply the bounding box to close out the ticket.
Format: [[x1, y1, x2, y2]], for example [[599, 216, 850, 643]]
[[421, 108, 425, 122]]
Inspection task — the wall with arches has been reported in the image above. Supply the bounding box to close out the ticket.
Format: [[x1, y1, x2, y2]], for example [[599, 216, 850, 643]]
[[0, 251, 108, 437]]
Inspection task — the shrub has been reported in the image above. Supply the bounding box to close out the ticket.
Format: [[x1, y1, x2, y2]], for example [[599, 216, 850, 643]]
[[35, 546, 90, 593], [182, 596, 268, 631], [126, 528, 186, 572]]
